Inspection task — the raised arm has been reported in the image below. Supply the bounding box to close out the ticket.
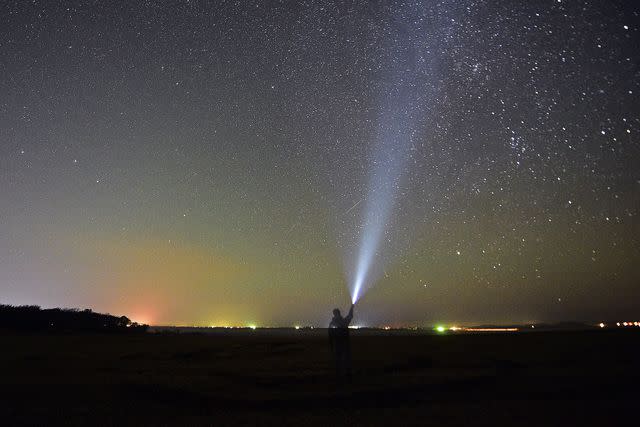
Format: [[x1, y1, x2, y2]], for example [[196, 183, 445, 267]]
[[345, 304, 354, 324]]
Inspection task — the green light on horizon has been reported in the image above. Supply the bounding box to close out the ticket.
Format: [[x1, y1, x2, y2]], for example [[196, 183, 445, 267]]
[[435, 325, 446, 333]]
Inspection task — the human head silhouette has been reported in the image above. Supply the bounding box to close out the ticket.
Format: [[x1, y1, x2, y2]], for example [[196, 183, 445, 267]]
[[333, 308, 341, 318]]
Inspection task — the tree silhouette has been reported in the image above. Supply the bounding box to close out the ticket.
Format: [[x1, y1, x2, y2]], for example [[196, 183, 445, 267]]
[[0, 304, 148, 333]]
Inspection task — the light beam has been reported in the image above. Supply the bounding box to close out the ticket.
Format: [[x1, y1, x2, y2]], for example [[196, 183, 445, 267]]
[[346, 2, 439, 304]]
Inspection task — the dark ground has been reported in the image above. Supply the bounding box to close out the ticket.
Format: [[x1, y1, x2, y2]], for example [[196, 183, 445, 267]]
[[1, 329, 638, 426]]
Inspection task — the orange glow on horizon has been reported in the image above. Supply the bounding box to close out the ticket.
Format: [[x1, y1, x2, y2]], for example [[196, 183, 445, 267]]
[[68, 236, 255, 325]]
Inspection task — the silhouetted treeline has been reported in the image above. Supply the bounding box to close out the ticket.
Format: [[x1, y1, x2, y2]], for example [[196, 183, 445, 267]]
[[0, 305, 148, 333]]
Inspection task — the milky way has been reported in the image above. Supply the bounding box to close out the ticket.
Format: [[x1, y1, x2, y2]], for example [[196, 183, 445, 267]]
[[1, 1, 638, 326]]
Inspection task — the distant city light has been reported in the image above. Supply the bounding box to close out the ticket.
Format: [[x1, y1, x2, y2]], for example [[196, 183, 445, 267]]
[[616, 321, 640, 327], [599, 322, 605, 328], [248, 324, 257, 330], [294, 325, 300, 330], [430, 325, 521, 333]]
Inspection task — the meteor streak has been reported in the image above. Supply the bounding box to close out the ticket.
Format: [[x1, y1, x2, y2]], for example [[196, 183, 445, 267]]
[[344, 199, 363, 215]]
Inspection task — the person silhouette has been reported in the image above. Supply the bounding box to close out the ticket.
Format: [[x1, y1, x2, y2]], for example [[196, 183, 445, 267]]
[[329, 303, 354, 379]]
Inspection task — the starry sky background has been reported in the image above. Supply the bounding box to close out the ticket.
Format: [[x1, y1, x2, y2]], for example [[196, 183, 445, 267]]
[[1, 0, 638, 326]]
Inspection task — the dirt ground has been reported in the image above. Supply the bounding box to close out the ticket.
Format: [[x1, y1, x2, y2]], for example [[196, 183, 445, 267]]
[[1, 329, 638, 426]]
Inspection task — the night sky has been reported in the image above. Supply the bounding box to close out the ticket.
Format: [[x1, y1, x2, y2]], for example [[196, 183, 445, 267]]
[[1, 0, 638, 327]]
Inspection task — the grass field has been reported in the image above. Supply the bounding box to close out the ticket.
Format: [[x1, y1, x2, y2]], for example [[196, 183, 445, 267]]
[[1, 329, 638, 426]]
